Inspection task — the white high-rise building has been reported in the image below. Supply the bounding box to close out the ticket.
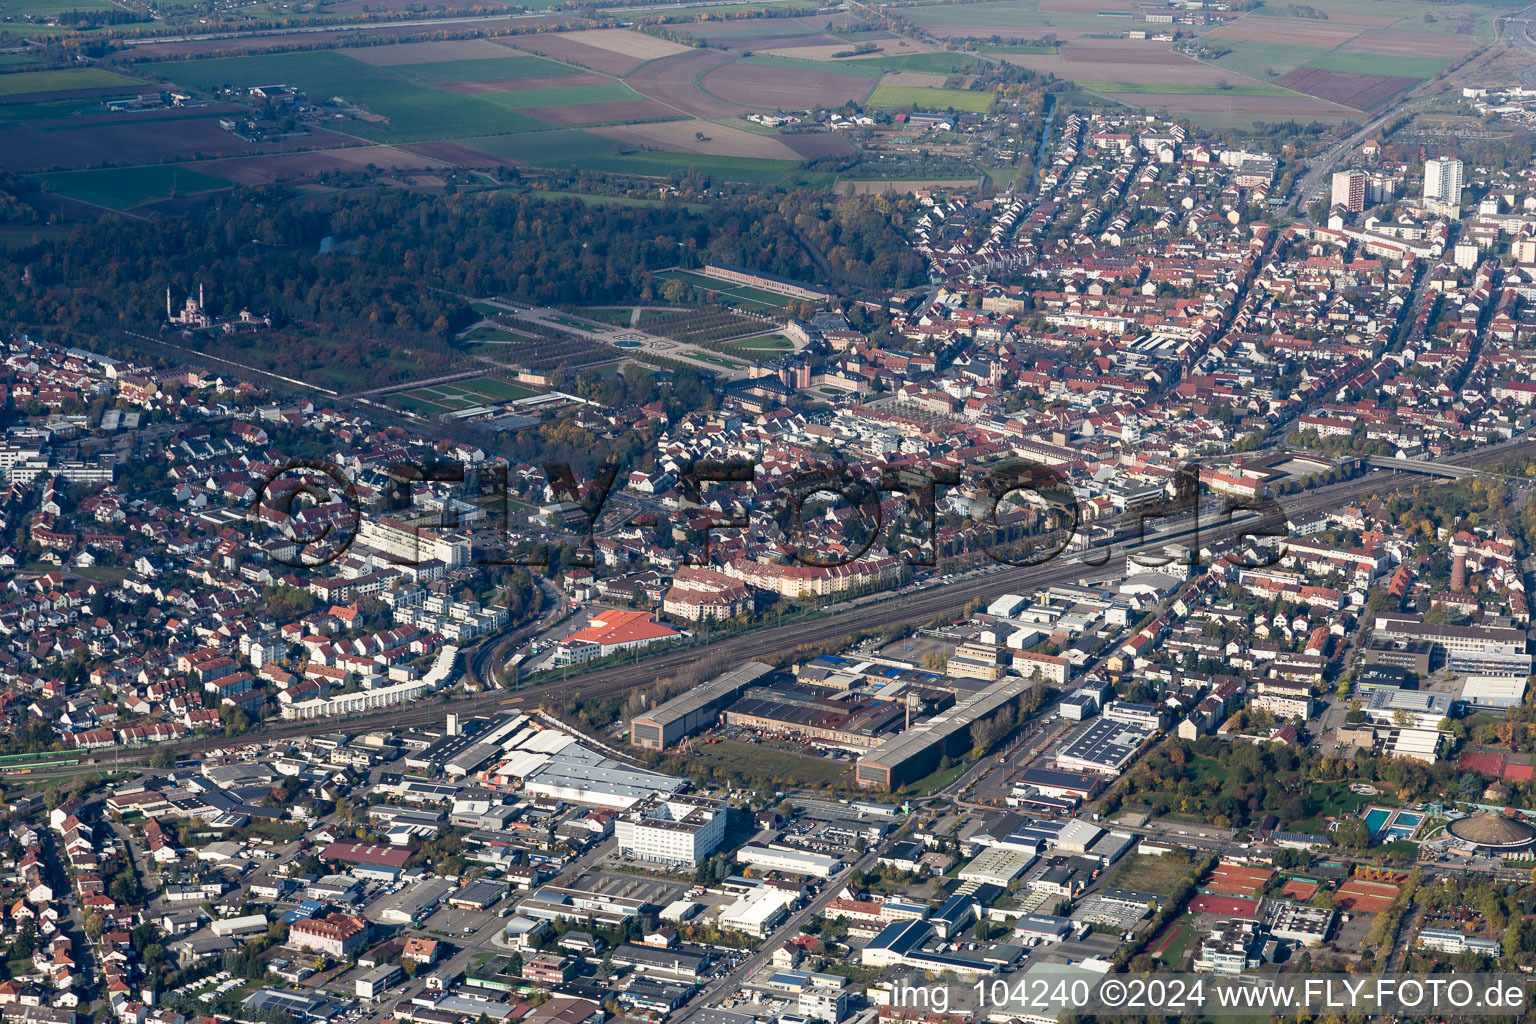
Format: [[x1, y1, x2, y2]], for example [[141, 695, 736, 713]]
[[1331, 170, 1365, 213], [1423, 157, 1463, 212]]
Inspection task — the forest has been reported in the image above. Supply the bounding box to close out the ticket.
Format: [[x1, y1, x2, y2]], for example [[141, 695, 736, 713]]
[[0, 184, 925, 369]]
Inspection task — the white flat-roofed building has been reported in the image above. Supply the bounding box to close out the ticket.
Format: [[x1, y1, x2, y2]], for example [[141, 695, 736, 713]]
[[717, 887, 798, 938], [958, 848, 1037, 887], [1365, 688, 1453, 730], [1462, 674, 1528, 710], [736, 844, 843, 878], [1267, 902, 1333, 947], [614, 795, 725, 868]]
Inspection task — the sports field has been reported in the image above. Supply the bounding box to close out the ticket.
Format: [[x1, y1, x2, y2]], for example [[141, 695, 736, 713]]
[[389, 375, 536, 415], [866, 83, 993, 112]]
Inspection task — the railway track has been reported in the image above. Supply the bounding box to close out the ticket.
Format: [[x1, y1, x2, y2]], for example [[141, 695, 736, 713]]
[[67, 465, 1440, 768]]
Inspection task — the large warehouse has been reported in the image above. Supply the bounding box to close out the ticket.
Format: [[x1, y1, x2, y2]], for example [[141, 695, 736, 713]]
[[855, 675, 1041, 790], [631, 661, 774, 750]]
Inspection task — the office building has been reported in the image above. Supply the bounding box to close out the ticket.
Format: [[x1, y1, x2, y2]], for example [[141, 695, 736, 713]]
[[614, 796, 726, 868]]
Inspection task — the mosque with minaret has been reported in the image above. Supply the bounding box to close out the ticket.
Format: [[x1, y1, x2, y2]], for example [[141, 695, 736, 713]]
[[166, 282, 269, 330]]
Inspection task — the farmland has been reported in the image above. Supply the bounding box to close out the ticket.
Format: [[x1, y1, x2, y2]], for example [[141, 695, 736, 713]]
[[919, 0, 1511, 124], [32, 164, 231, 209], [0, 67, 140, 96]]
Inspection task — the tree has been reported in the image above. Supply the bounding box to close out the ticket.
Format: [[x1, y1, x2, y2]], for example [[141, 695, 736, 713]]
[[1333, 818, 1370, 849]]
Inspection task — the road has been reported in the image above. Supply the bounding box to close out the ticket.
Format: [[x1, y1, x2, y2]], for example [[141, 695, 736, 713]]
[[1290, 96, 1434, 212], [674, 844, 885, 1024]]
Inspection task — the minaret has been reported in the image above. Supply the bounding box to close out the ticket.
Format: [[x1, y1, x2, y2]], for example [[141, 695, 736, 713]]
[[166, 286, 173, 320], [198, 282, 204, 309]]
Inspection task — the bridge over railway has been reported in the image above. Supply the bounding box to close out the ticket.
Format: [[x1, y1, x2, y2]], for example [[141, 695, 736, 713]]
[[1365, 456, 1481, 480]]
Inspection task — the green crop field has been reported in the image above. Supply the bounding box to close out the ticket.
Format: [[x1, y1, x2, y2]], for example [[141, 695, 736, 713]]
[[866, 83, 993, 112], [0, 0, 115, 15], [1301, 51, 1450, 78], [0, 66, 140, 96], [1080, 80, 1301, 96], [480, 83, 645, 109], [742, 52, 988, 76], [392, 55, 575, 83], [0, 96, 103, 121], [143, 52, 547, 142], [904, 0, 1042, 28], [0, 54, 39, 68], [33, 164, 231, 209], [457, 128, 620, 165], [1201, 40, 1329, 80]]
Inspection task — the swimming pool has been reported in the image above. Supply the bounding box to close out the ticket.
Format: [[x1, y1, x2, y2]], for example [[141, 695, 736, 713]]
[[1363, 806, 1423, 841]]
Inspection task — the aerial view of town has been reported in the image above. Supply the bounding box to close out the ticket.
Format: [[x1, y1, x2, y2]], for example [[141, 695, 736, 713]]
[[5, 0, 1536, 1017]]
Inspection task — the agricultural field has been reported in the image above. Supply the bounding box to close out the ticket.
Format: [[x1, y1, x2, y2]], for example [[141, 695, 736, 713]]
[[866, 83, 993, 112], [955, 0, 1509, 124], [0, 67, 140, 96], [32, 164, 231, 209]]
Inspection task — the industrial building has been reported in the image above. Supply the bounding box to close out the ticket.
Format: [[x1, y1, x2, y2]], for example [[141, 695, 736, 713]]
[[630, 662, 774, 750], [736, 844, 843, 878], [1053, 718, 1154, 776], [717, 887, 798, 937], [722, 682, 905, 749], [855, 675, 1041, 789]]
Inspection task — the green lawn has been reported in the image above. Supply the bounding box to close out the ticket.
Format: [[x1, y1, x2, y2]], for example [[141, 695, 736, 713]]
[[0, 54, 39, 68], [0, 66, 139, 96], [659, 270, 795, 309], [726, 333, 795, 354], [456, 375, 536, 401], [1080, 80, 1300, 96], [866, 83, 993, 112], [143, 51, 547, 142], [33, 164, 231, 209]]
